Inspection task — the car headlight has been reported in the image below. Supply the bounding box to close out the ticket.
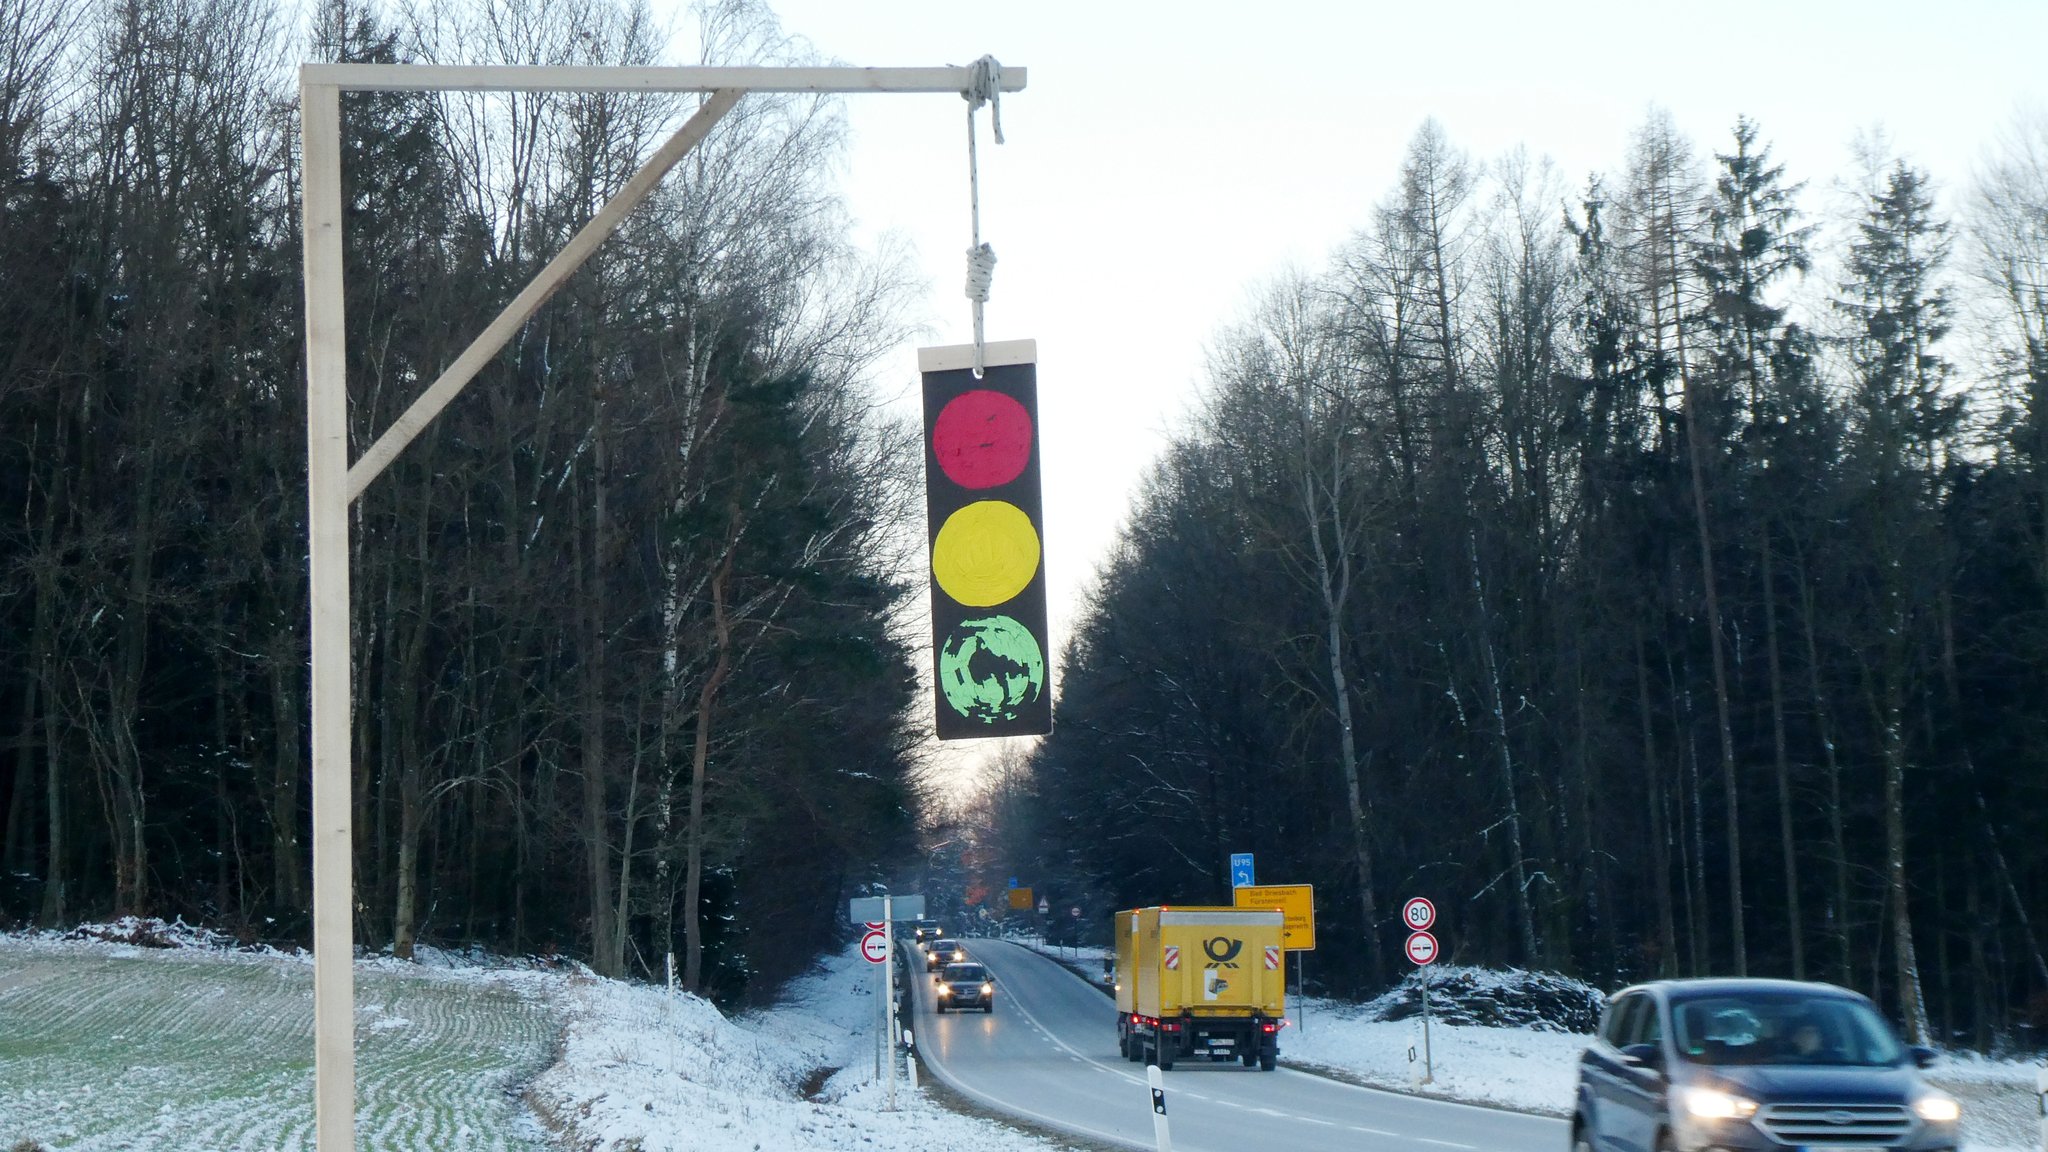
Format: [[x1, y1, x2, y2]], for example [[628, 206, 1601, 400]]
[[1913, 1091, 1960, 1123], [938, 985, 950, 995], [982, 983, 994, 994], [1681, 1087, 1759, 1120]]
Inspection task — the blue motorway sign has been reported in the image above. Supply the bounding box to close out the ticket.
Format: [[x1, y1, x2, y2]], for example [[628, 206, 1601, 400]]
[[1229, 852, 1255, 888]]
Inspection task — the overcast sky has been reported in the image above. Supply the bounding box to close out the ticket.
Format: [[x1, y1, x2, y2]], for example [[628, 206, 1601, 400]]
[[717, 0, 2046, 756]]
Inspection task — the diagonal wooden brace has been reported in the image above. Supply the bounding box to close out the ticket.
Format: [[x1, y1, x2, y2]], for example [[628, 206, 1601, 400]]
[[346, 87, 742, 501]]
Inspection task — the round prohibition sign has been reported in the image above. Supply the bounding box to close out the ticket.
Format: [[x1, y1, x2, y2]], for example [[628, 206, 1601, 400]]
[[860, 930, 889, 964], [1402, 896, 1436, 932], [1405, 930, 1440, 966]]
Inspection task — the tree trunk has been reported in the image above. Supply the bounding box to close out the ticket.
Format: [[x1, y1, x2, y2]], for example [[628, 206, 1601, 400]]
[[1879, 680, 1929, 1043], [1794, 552, 1852, 988], [1300, 412, 1379, 986], [576, 445, 615, 977], [683, 544, 736, 994], [392, 766, 421, 961], [1759, 527, 1802, 979], [1682, 364, 1744, 975], [1471, 526, 1537, 963], [1636, 631, 1678, 977]]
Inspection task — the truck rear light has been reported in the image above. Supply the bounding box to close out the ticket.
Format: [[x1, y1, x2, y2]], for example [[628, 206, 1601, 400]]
[[1164, 1022, 1181, 1032], [1261, 1023, 1277, 1033]]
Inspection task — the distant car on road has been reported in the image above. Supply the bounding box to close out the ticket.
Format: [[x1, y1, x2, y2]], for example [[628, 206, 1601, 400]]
[[1571, 978, 1961, 1152], [913, 920, 945, 946], [935, 962, 993, 1013], [926, 939, 969, 971]]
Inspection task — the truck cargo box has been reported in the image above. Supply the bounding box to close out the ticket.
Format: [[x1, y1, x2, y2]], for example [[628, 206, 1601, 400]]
[[1113, 906, 1286, 1070]]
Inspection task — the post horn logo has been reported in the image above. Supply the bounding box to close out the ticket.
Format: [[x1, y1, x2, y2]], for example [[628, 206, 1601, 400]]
[[1203, 936, 1244, 967]]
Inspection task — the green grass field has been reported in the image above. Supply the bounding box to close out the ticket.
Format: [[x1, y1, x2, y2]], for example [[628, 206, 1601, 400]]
[[0, 937, 562, 1151]]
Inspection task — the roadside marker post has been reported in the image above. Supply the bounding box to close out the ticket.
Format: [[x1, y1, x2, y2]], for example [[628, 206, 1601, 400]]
[[904, 1028, 918, 1105], [1147, 1063, 1173, 1152], [2036, 1064, 2046, 1152]]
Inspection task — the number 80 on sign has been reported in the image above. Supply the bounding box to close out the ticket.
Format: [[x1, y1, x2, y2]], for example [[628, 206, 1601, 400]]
[[1402, 896, 1435, 931]]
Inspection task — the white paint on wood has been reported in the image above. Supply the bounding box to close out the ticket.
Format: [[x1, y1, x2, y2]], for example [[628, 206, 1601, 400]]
[[299, 63, 1026, 94], [917, 339, 1038, 374], [299, 80, 355, 1152]]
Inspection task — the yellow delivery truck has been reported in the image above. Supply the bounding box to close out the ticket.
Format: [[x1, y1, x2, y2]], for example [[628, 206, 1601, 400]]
[[1113, 905, 1286, 1071]]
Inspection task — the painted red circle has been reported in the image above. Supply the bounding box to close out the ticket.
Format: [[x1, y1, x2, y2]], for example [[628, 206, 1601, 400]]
[[933, 389, 1032, 490]]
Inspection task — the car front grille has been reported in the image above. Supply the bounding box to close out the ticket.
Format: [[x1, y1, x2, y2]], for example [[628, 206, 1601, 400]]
[[1755, 1102, 1914, 1145]]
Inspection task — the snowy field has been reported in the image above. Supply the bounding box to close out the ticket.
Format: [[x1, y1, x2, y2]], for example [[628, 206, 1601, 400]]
[[5, 923, 2040, 1151], [0, 925, 1075, 1152], [0, 928, 560, 1150]]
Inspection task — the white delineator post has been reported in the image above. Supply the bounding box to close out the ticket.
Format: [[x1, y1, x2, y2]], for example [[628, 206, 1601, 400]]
[[299, 63, 1024, 1152], [2036, 1064, 2046, 1152], [1147, 1063, 1173, 1152]]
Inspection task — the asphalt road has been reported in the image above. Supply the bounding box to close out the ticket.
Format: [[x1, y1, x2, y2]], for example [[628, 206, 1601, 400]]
[[905, 937, 1569, 1152]]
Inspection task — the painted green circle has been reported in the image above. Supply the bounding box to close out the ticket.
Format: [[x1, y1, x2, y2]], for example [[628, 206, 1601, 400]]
[[937, 614, 1046, 724]]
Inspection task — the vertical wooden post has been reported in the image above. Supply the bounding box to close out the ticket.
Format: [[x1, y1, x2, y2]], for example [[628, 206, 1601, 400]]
[[300, 76, 355, 1152]]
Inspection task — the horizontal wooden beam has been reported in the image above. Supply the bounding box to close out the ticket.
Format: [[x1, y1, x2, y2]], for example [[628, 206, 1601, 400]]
[[298, 63, 1027, 95]]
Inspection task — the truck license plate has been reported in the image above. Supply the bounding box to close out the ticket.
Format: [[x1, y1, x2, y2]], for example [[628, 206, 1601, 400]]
[[1209, 1038, 1233, 1046]]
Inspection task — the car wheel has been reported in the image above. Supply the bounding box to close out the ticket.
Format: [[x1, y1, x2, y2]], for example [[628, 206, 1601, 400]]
[[984, 1004, 993, 1014], [935, 1002, 945, 1014], [1240, 1049, 1256, 1067], [1258, 1046, 1276, 1072], [1572, 1130, 1593, 1152], [1155, 1037, 1175, 1071], [1118, 1029, 1129, 1057], [1655, 1136, 1676, 1152]]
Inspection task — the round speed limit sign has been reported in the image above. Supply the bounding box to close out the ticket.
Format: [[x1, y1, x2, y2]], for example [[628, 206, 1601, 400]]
[[1402, 896, 1436, 932]]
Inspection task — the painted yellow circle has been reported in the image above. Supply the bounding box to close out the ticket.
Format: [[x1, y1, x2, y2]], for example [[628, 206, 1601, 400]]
[[933, 500, 1040, 607]]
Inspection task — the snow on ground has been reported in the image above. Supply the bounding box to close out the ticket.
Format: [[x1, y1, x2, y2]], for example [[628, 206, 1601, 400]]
[[0, 926, 560, 1151], [527, 950, 1081, 1151]]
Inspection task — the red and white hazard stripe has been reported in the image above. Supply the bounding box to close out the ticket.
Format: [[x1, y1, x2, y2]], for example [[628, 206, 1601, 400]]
[[1264, 946, 1281, 970], [1164, 945, 1180, 970]]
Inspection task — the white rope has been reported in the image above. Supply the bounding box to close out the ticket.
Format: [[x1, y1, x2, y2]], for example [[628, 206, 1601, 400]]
[[963, 56, 1005, 375]]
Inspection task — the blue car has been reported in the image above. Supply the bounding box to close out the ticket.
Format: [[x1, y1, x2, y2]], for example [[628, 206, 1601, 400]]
[[1571, 978, 1961, 1152]]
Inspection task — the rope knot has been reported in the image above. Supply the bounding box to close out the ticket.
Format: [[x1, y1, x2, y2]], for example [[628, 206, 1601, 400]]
[[965, 243, 997, 303], [964, 55, 1004, 145]]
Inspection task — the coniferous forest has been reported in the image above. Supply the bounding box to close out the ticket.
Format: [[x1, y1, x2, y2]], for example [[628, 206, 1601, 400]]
[[0, 0, 927, 1004], [1012, 115, 2048, 1052]]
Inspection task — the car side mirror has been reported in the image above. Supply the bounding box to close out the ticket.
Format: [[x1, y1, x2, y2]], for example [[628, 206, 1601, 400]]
[[1909, 1045, 1938, 1069], [1620, 1043, 1665, 1073]]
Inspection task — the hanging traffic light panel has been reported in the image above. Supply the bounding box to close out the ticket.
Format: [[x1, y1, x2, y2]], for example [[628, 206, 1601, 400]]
[[919, 340, 1051, 739]]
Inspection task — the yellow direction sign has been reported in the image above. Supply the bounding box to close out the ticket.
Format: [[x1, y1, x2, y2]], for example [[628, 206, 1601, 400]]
[[1007, 886, 1034, 910], [1233, 883, 1316, 950]]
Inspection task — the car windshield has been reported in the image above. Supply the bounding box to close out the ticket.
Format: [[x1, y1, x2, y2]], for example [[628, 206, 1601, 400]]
[[1670, 993, 1906, 1067], [944, 964, 987, 982]]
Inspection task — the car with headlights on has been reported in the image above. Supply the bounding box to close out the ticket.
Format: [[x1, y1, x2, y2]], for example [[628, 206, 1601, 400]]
[[926, 939, 969, 971], [935, 962, 994, 1013], [1571, 978, 1960, 1152]]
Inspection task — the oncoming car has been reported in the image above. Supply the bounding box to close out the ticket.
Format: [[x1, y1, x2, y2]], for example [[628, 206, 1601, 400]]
[[925, 939, 969, 971], [935, 962, 993, 1013], [1572, 978, 1961, 1152]]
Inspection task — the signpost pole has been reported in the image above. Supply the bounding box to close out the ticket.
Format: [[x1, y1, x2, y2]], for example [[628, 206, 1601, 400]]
[[1421, 965, 1433, 1084], [1296, 952, 1305, 1035], [884, 894, 897, 1111]]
